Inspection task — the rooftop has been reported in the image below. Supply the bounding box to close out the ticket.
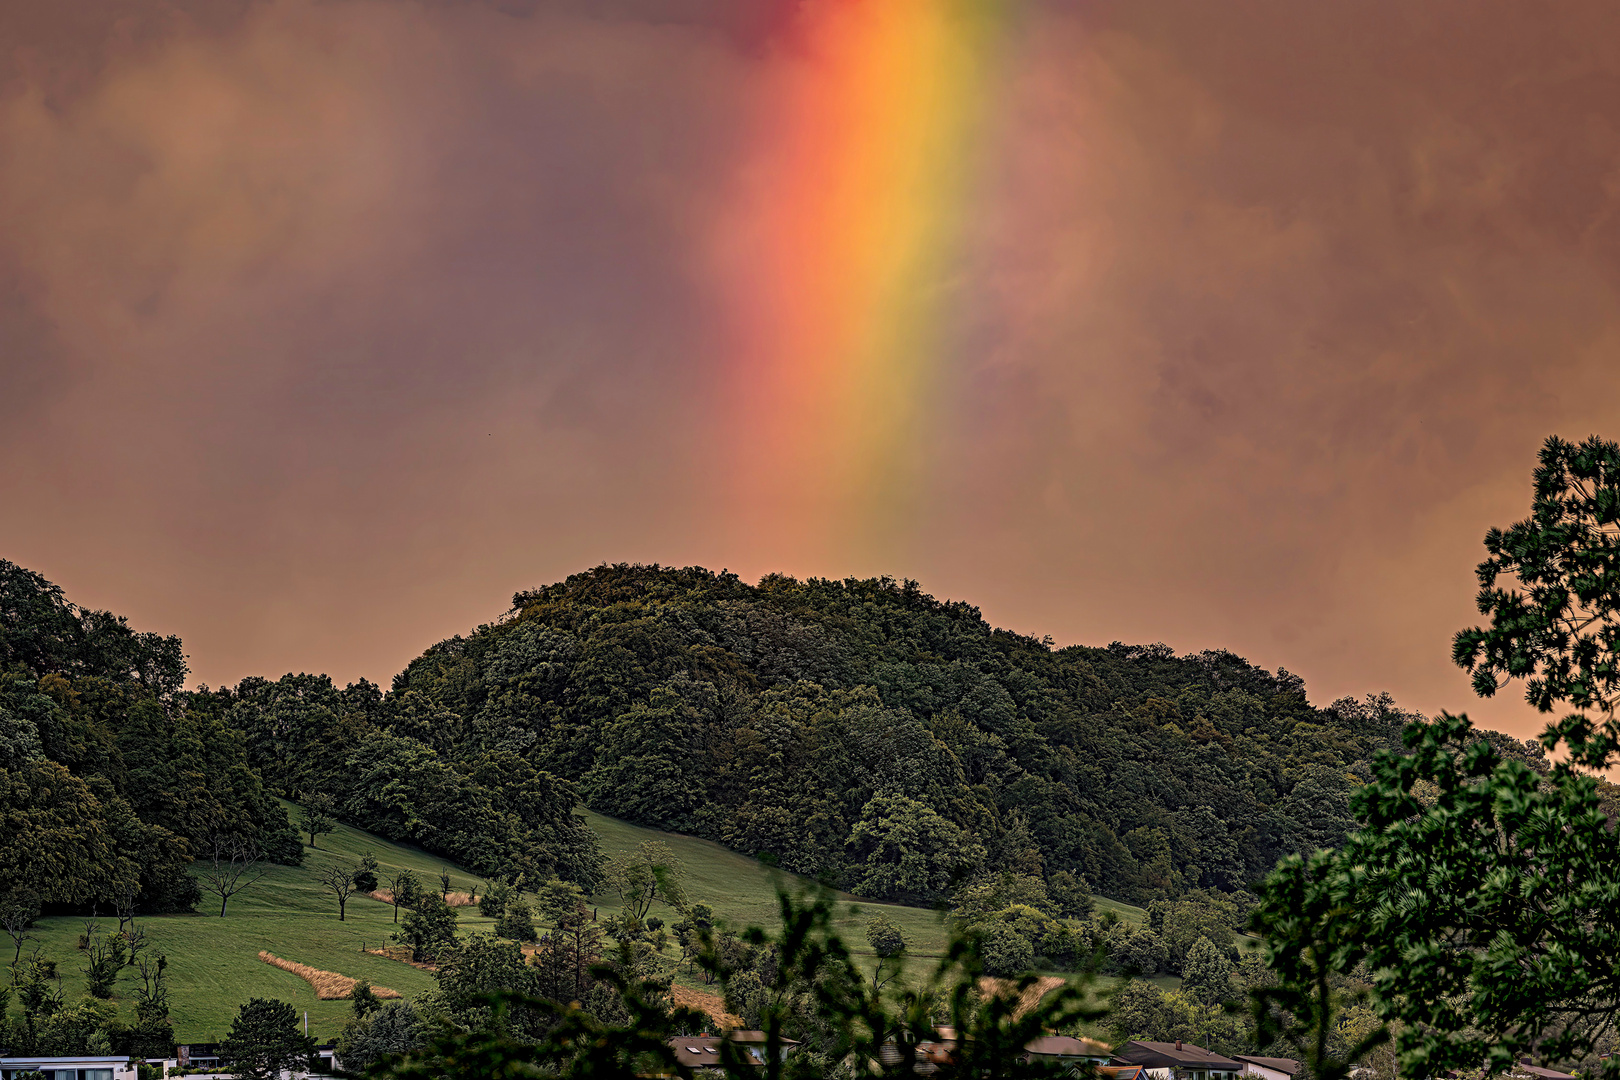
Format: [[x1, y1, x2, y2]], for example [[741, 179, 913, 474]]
[[1114, 1041, 1244, 1070]]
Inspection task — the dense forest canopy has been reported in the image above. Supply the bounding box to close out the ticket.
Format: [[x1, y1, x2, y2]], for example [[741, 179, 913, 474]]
[[231, 563, 1545, 907], [0, 560, 299, 915], [5, 558, 1548, 916]]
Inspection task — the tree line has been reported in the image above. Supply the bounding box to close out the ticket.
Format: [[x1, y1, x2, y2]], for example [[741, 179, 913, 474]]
[[0, 560, 300, 926], [223, 559, 1542, 913]]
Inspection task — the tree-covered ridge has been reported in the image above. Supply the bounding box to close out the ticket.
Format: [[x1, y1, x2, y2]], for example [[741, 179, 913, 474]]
[[364, 564, 1445, 904], [0, 559, 299, 915], [222, 672, 604, 888]]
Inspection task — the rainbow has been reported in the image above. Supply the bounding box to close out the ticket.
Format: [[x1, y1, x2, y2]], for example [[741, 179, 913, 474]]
[[710, 0, 1011, 553]]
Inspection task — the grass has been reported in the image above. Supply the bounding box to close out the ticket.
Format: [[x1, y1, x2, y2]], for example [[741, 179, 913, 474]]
[[581, 809, 955, 977], [8, 806, 498, 1043], [5, 804, 1156, 1043], [581, 810, 1151, 990]]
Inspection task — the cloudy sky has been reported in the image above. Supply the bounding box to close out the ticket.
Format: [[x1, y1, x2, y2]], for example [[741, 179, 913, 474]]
[[4, 0, 1619, 739]]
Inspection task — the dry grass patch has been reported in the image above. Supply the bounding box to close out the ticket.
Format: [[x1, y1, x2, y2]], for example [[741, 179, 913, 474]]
[[670, 984, 743, 1030], [366, 889, 476, 907], [978, 976, 1069, 1019], [258, 952, 400, 1001]]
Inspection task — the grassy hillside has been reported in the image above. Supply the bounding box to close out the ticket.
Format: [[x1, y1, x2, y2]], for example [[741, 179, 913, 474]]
[[11, 807, 498, 1043], [582, 809, 957, 966], [582, 809, 1152, 1027], [7, 807, 1148, 1043]]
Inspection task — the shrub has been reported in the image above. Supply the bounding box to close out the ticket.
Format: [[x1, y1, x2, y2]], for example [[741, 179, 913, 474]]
[[352, 853, 379, 893], [495, 898, 537, 943], [478, 880, 513, 920], [980, 922, 1034, 977]]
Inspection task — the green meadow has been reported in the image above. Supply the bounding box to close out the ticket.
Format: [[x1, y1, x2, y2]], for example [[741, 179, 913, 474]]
[[8, 807, 1147, 1042]]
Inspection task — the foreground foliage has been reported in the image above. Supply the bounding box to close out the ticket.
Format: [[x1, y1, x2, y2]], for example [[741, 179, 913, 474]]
[[1253, 436, 1620, 1080], [370, 890, 1097, 1080]]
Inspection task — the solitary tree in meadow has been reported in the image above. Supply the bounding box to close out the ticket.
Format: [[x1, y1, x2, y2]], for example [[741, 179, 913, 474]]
[[319, 864, 357, 921], [198, 833, 265, 917], [299, 792, 338, 848]]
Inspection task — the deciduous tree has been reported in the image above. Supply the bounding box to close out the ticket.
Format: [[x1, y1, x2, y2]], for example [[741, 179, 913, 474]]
[[1254, 435, 1620, 1080], [396, 893, 457, 962], [298, 792, 338, 848], [604, 842, 686, 921], [198, 833, 264, 917], [319, 864, 357, 921]]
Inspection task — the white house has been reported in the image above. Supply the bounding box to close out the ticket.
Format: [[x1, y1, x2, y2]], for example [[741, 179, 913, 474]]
[[1231, 1055, 1302, 1080], [0, 1057, 140, 1080]]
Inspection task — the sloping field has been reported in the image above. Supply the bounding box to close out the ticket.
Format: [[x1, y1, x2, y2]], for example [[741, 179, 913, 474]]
[[12, 807, 496, 1041], [581, 809, 955, 967], [8, 805, 1140, 1042], [581, 809, 1146, 987]]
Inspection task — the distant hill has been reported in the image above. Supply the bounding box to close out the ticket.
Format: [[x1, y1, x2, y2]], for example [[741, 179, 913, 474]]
[[228, 564, 1547, 907]]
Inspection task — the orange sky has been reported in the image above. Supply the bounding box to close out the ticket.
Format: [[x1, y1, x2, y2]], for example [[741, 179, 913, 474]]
[[4, 0, 1620, 740]]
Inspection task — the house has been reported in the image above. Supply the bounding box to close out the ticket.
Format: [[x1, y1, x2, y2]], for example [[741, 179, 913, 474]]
[[875, 1030, 960, 1076], [666, 1032, 799, 1072], [1, 1057, 140, 1080], [1111, 1040, 1244, 1080], [1231, 1055, 1301, 1080], [1098, 1067, 1149, 1080], [1025, 1036, 1115, 1068]]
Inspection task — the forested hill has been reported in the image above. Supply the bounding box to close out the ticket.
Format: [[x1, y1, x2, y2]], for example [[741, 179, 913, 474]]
[[0, 560, 300, 915], [231, 563, 1545, 906]]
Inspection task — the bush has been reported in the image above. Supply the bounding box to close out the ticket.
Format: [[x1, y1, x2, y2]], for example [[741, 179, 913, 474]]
[[1109, 927, 1168, 976], [478, 881, 513, 920], [143, 872, 202, 914], [980, 922, 1034, 977], [352, 853, 379, 893], [82, 934, 128, 999], [336, 1000, 422, 1074], [1180, 936, 1234, 1005], [396, 894, 458, 961], [1047, 870, 1093, 919], [495, 898, 536, 943]]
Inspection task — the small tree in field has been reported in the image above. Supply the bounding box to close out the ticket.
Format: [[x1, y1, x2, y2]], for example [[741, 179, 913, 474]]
[[198, 833, 265, 917], [319, 864, 357, 921], [2, 894, 38, 966], [389, 869, 421, 924], [864, 912, 909, 992], [220, 997, 315, 1080], [396, 894, 457, 962], [604, 841, 686, 921], [352, 852, 379, 893], [299, 792, 338, 848], [865, 913, 908, 959]]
